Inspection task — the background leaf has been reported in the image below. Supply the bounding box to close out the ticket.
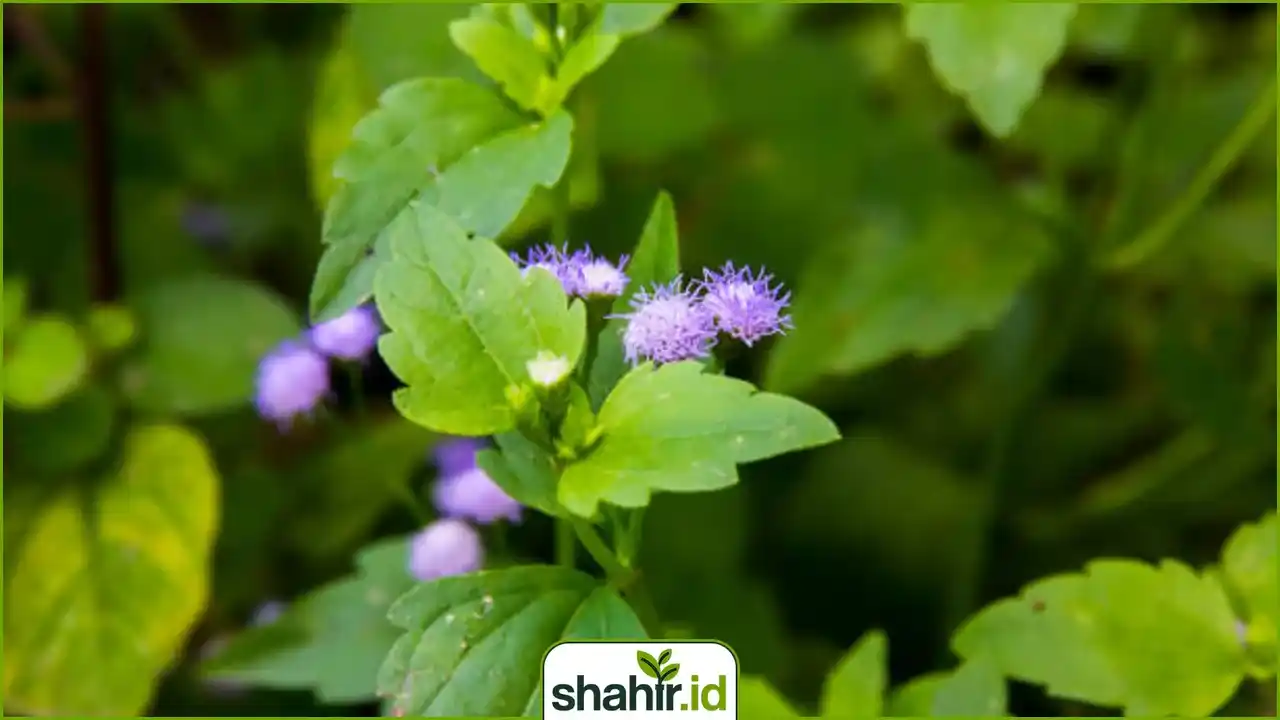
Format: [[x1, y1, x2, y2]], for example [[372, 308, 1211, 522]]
[[122, 275, 302, 416], [4, 424, 219, 714], [904, 4, 1078, 137], [4, 314, 90, 410], [202, 536, 416, 703], [820, 630, 887, 718], [952, 559, 1248, 715]]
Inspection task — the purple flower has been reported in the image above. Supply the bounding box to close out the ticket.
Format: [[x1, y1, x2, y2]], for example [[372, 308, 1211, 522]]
[[512, 244, 581, 295], [698, 262, 792, 346], [407, 518, 484, 581], [254, 341, 330, 426], [309, 304, 381, 361], [251, 601, 285, 627], [616, 278, 718, 365], [430, 438, 522, 524], [182, 201, 232, 247], [573, 249, 629, 298], [432, 437, 487, 477]]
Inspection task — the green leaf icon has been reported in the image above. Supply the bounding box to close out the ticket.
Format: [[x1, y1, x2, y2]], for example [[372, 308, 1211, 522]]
[[659, 648, 673, 666], [637, 650, 661, 680], [661, 664, 681, 683]]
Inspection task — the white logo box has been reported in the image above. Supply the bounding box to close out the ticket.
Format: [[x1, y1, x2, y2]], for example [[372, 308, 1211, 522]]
[[542, 640, 740, 719]]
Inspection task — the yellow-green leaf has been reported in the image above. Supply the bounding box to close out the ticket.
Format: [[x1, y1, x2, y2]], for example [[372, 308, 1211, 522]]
[[4, 424, 220, 715], [4, 314, 90, 410]]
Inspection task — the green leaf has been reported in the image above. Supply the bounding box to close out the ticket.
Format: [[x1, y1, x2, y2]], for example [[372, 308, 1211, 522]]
[[820, 630, 886, 718], [4, 424, 219, 714], [929, 657, 1008, 716], [764, 139, 1053, 394], [740, 676, 800, 718], [660, 663, 680, 682], [122, 275, 302, 416], [450, 16, 550, 113], [475, 431, 565, 517], [203, 536, 416, 703], [1220, 512, 1277, 674], [588, 191, 682, 408], [552, 32, 621, 109], [598, 4, 678, 36], [561, 361, 840, 517], [637, 649, 662, 679], [885, 672, 949, 716], [378, 565, 646, 716], [375, 202, 587, 436], [287, 420, 435, 560], [3, 314, 90, 410], [904, 4, 1078, 137], [952, 559, 1248, 715], [310, 78, 523, 322], [86, 303, 138, 354], [541, 3, 678, 114], [310, 6, 485, 208], [6, 384, 116, 475], [422, 109, 575, 239]]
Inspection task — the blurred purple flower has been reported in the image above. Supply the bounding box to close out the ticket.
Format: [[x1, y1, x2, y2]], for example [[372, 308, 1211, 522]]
[[698, 262, 792, 346], [407, 518, 484, 581], [182, 201, 232, 247], [251, 600, 285, 627], [432, 437, 487, 477], [254, 340, 329, 426], [309, 304, 381, 361], [430, 438, 522, 524], [616, 278, 718, 365]]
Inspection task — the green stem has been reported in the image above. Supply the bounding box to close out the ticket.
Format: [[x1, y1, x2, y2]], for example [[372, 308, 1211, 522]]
[[346, 364, 367, 420], [556, 516, 576, 568], [1104, 76, 1277, 270], [570, 517, 662, 635], [571, 517, 625, 578]]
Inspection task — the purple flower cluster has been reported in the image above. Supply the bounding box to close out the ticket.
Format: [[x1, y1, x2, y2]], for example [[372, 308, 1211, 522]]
[[406, 437, 523, 582], [512, 244, 630, 299], [511, 244, 791, 366], [252, 304, 381, 427], [619, 263, 791, 365]]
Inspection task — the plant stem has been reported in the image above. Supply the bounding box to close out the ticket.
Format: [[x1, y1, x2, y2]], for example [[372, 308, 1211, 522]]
[[1104, 76, 1277, 270], [556, 514, 576, 567], [346, 363, 367, 420], [79, 5, 119, 304], [571, 517, 662, 635]]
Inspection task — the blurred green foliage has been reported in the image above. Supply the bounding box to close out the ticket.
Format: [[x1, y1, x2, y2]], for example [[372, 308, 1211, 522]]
[[2, 3, 1275, 717]]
